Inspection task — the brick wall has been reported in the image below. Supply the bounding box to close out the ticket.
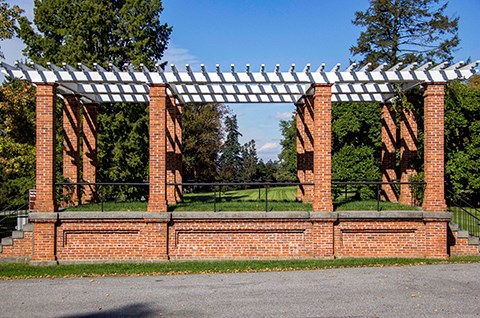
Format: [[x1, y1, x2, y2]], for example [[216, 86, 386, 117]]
[[381, 103, 398, 202], [0, 232, 33, 259], [148, 84, 168, 212], [296, 103, 305, 201], [423, 84, 447, 212], [1, 212, 453, 263], [312, 84, 333, 212], [400, 108, 418, 205], [82, 103, 98, 203], [55, 220, 168, 261], [35, 84, 57, 212], [62, 95, 81, 204]]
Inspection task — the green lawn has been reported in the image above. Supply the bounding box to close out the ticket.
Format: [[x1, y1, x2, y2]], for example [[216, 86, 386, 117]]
[[1, 256, 479, 279], [66, 186, 419, 212]]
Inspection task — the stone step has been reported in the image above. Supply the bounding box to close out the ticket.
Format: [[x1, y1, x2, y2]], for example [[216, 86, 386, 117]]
[[11, 231, 24, 239], [468, 236, 480, 245], [457, 230, 470, 238], [449, 223, 459, 231], [23, 223, 34, 232], [1, 237, 13, 246]]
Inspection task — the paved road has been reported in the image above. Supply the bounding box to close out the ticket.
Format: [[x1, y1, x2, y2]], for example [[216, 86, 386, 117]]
[[1, 264, 479, 317]]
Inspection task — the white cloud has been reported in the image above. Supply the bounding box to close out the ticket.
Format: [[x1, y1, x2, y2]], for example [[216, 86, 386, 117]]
[[275, 111, 294, 121], [258, 142, 279, 153], [161, 44, 199, 69]]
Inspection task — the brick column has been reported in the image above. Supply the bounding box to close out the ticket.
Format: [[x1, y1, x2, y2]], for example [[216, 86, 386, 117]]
[[175, 101, 183, 202], [296, 103, 305, 201], [303, 95, 315, 202], [148, 84, 168, 212], [62, 94, 81, 204], [400, 108, 418, 205], [34, 84, 57, 212], [82, 103, 98, 203], [381, 103, 398, 202], [423, 83, 447, 212], [166, 95, 177, 204], [312, 84, 334, 212]]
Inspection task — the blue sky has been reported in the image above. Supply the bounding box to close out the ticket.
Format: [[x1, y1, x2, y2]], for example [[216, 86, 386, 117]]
[[2, 0, 479, 160]]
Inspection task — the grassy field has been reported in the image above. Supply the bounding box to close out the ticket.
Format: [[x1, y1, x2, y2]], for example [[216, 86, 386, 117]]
[[66, 186, 419, 212], [1, 256, 479, 279]]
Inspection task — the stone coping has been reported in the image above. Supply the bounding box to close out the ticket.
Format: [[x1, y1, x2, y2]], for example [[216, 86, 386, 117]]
[[28, 211, 451, 221]]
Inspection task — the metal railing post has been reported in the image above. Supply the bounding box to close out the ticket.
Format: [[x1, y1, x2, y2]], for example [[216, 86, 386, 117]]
[[213, 186, 217, 212]]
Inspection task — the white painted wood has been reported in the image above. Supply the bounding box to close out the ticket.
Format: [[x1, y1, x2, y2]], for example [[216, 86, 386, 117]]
[[1, 61, 477, 104]]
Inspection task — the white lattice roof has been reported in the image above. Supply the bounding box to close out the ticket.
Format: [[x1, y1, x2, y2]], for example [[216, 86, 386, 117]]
[[1, 61, 478, 104]]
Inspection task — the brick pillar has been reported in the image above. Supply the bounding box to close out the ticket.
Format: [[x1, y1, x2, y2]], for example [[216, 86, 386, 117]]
[[148, 84, 168, 212], [423, 83, 447, 212], [166, 95, 177, 204], [381, 103, 398, 202], [303, 95, 315, 202], [400, 108, 418, 205], [82, 103, 98, 203], [296, 103, 305, 201], [62, 94, 81, 204], [34, 84, 57, 212], [175, 101, 183, 201], [312, 84, 333, 212]]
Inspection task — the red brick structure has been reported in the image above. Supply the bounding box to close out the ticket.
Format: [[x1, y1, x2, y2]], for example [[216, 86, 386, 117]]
[[400, 108, 418, 205], [312, 84, 333, 212], [2, 61, 476, 263], [35, 84, 58, 212], [62, 94, 81, 204], [423, 83, 448, 212], [148, 84, 168, 212], [381, 103, 398, 202], [82, 103, 98, 203]]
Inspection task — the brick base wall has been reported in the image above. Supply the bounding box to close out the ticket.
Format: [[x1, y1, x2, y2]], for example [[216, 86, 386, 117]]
[[3, 211, 457, 263], [0, 232, 33, 260]]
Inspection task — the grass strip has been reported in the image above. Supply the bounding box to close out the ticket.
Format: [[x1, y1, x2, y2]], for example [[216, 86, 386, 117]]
[[1, 256, 479, 280]]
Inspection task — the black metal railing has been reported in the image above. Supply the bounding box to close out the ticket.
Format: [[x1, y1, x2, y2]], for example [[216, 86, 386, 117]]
[[447, 188, 480, 237], [55, 180, 424, 212], [56, 182, 149, 212], [0, 198, 29, 239]]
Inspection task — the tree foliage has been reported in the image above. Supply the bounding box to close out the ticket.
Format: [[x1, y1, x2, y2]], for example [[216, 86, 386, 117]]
[[182, 103, 227, 181], [351, 0, 459, 67], [0, 0, 23, 59], [219, 115, 243, 180], [445, 80, 480, 203], [239, 139, 259, 182], [277, 115, 297, 181], [0, 79, 36, 207], [18, 0, 172, 68]]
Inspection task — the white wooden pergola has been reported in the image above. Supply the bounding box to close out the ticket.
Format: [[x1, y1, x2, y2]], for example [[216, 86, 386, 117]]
[[1, 60, 478, 213], [2, 61, 478, 105]]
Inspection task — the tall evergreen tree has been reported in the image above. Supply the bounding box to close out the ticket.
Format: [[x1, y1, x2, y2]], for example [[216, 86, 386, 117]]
[[15, 0, 172, 194], [277, 115, 297, 181], [182, 102, 227, 181], [240, 139, 258, 182], [351, 0, 459, 67], [219, 115, 242, 180], [18, 0, 171, 68]]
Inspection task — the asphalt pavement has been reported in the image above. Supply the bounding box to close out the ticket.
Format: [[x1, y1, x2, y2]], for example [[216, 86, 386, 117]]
[[0, 263, 479, 317]]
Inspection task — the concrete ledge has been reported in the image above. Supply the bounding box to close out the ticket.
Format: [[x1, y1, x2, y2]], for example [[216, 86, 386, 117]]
[[0, 257, 30, 264], [422, 212, 452, 219], [29, 213, 58, 221], [310, 212, 338, 219], [171, 211, 311, 219], [57, 259, 168, 265], [29, 260, 59, 266], [337, 211, 424, 219], [57, 212, 171, 220]]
